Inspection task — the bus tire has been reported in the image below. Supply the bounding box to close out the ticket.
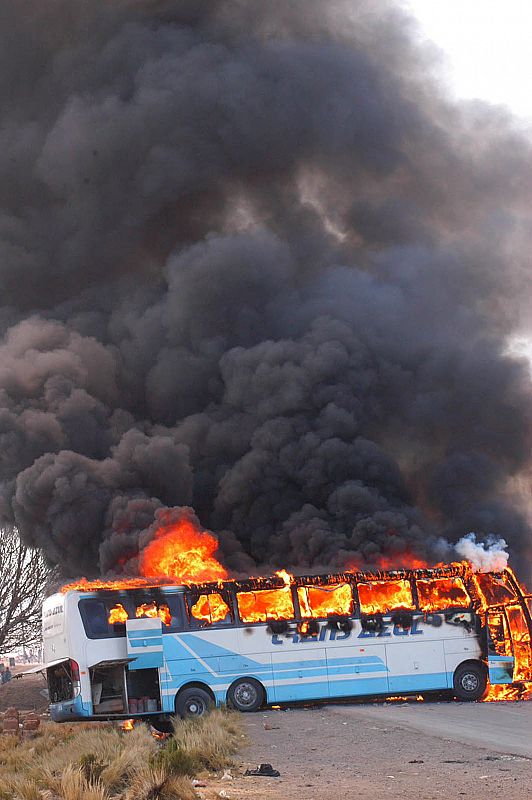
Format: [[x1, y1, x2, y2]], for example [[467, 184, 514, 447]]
[[227, 678, 264, 712], [176, 686, 214, 719], [453, 662, 487, 701]]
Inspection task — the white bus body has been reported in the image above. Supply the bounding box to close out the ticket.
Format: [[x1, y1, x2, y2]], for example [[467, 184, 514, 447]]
[[42, 568, 530, 723]]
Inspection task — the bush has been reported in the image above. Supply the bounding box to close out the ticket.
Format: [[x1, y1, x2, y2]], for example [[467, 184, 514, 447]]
[[152, 739, 199, 776]]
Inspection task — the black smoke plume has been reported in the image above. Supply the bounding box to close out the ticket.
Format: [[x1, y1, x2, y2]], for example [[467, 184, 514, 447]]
[[0, 0, 531, 579]]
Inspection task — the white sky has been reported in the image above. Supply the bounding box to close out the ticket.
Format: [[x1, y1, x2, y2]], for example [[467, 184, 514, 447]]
[[402, 0, 532, 120], [402, 1, 532, 368]]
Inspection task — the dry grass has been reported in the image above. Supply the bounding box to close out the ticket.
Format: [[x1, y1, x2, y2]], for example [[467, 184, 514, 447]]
[[0, 709, 243, 800]]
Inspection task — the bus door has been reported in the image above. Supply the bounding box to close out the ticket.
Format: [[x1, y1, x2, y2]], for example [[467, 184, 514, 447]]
[[486, 610, 514, 685], [505, 605, 532, 682], [125, 618, 164, 714]]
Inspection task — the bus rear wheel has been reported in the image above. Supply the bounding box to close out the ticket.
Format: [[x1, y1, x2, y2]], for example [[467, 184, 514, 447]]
[[453, 662, 487, 701], [176, 687, 213, 719], [227, 678, 264, 712]]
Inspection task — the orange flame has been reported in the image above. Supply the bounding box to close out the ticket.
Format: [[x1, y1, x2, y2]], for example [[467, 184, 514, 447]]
[[135, 602, 172, 626], [108, 603, 129, 625], [347, 552, 429, 572], [190, 593, 231, 624], [237, 587, 294, 623], [357, 578, 415, 615], [122, 719, 135, 732], [471, 569, 532, 702], [416, 577, 471, 612], [139, 517, 228, 582], [297, 584, 353, 618], [62, 513, 227, 592]]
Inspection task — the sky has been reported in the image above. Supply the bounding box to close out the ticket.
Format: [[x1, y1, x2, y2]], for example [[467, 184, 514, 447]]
[[403, 0, 532, 121], [403, 0, 532, 367]]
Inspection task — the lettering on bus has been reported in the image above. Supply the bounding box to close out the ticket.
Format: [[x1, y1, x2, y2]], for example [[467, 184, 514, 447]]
[[43, 602, 64, 637], [271, 618, 424, 644]]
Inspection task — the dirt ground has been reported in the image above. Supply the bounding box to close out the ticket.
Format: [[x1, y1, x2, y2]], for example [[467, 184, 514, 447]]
[[210, 700, 532, 800], [2, 675, 531, 799], [0, 667, 48, 713]]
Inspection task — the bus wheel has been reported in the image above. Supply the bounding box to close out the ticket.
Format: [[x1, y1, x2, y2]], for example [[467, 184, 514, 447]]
[[453, 662, 487, 701], [176, 687, 213, 718], [227, 678, 264, 712]]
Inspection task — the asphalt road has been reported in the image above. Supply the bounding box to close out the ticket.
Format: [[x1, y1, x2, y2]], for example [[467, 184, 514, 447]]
[[331, 700, 532, 758]]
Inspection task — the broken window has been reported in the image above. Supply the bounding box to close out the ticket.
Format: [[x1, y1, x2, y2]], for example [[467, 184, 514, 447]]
[[79, 598, 129, 639], [236, 587, 294, 624], [416, 577, 471, 612], [187, 592, 233, 626], [506, 605, 532, 681], [297, 584, 353, 618], [472, 573, 517, 607], [357, 579, 414, 615]]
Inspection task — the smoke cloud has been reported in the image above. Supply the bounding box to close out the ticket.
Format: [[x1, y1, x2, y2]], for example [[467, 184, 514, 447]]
[[0, 0, 531, 579], [454, 533, 509, 573]]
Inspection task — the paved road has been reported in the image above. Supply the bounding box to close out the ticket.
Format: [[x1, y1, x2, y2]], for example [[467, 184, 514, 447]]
[[331, 700, 532, 758]]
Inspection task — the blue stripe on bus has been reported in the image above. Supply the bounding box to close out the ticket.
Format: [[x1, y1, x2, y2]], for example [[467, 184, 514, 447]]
[[127, 629, 162, 640], [130, 653, 164, 669], [388, 672, 450, 692], [128, 639, 163, 649]]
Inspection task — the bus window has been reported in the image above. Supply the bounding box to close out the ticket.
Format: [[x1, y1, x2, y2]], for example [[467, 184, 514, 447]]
[[297, 584, 353, 618], [79, 598, 130, 639], [472, 573, 516, 607], [188, 593, 233, 626], [506, 605, 532, 681], [487, 611, 512, 657], [416, 577, 471, 612], [161, 593, 185, 631], [108, 603, 128, 624], [237, 587, 294, 623], [526, 596, 532, 617], [357, 579, 414, 615], [135, 601, 172, 626]]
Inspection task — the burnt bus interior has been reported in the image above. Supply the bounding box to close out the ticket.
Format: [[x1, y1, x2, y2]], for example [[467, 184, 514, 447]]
[[47, 660, 75, 704], [89, 662, 161, 715], [77, 566, 531, 636]]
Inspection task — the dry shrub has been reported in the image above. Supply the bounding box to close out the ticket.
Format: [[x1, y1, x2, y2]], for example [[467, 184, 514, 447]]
[[59, 765, 109, 800], [0, 708, 243, 797], [170, 708, 243, 771], [124, 766, 195, 800], [98, 728, 158, 795], [152, 739, 198, 776], [0, 774, 43, 800]]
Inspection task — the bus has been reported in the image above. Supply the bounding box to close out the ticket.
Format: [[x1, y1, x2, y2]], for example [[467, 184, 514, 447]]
[[42, 564, 532, 729]]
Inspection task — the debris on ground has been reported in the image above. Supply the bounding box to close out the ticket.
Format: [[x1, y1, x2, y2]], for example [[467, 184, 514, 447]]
[[244, 762, 281, 777]]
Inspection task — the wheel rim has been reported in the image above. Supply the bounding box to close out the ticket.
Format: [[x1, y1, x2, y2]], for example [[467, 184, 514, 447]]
[[185, 697, 206, 716], [234, 682, 258, 708], [461, 672, 479, 692]]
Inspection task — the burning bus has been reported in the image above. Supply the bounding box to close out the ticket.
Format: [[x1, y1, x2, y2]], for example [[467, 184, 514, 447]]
[[42, 562, 532, 729]]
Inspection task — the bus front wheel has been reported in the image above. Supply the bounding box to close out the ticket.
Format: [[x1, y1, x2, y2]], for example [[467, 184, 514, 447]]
[[453, 662, 487, 701], [176, 687, 214, 718], [227, 678, 264, 712]]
